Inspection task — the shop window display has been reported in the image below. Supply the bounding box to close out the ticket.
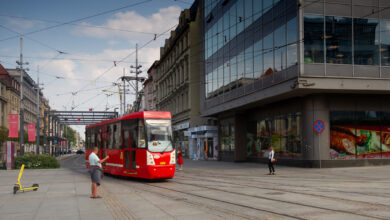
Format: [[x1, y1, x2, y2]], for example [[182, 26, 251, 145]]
[[330, 111, 390, 159], [220, 121, 235, 152], [246, 113, 302, 159]]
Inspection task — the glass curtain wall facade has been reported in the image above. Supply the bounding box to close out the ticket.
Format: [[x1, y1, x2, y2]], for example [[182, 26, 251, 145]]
[[304, 14, 390, 66], [204, 0, 298, 98]]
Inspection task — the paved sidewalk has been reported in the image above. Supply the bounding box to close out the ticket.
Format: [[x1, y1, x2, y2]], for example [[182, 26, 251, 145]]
[[0, 156, 113, 220]]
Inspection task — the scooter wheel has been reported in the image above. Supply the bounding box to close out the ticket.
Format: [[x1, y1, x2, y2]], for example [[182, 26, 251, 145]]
[[13, 185, 19, 194], [32, 184, 39, 191]]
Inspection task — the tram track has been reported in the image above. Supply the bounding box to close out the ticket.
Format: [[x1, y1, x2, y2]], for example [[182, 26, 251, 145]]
[[175, 173, 390, 209], [170, 175, 388, 220], [64, 156, 298, 219], [179, 171, 390, 198], [63, 156, 389, 220]]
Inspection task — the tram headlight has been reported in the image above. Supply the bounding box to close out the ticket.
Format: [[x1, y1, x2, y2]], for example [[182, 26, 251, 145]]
[[170, 150, 176, 165], [146, 151, 155, 165]]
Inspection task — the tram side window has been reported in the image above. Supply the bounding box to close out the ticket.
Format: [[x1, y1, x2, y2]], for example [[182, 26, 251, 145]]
[[97, 130, 102, 149], [114, 123, 121, 149], [91, 132, 95, 148], [123, 130, 130, 148], [85, 131, 89, 149], [106, 126, 111, 149], [122, 119, 139, 149], [138, 120, 146, 148]]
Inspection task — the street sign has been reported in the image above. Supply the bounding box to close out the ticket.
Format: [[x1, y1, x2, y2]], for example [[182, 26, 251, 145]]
[[313, 120, 325, 133]]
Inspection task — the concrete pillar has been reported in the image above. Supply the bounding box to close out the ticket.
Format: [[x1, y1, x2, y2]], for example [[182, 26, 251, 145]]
[[302, 95, 330, 167]]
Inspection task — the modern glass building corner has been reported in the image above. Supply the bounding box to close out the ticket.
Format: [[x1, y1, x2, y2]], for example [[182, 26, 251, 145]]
[[201, 0, 390, 167]]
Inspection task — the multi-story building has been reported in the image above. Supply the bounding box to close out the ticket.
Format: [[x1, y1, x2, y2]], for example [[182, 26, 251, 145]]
[[6, 69, 38, 133], [0, 78, 7, 128], [7, 69, 39, 153], [0, 64, 20, 157], [201, 0, 390, 167], [144, 61, 158, 111], [155, 0, 216, 159]]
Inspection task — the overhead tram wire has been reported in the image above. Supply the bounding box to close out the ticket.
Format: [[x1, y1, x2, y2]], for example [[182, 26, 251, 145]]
[[0, 14, 166, 36], [0, 0, 152, 42], [0, 24, 67, 54], [70, 23, 178, 96], [0, 54, 151, 64], [66, 24, 178, 111], [56, 84, 115, 96], [71, 84, 117, 110]]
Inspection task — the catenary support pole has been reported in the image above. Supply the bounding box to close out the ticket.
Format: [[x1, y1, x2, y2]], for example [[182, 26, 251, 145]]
[[123, 68, 126, 114], [36, 65, 40, 154], [19, 38, 24, 156]]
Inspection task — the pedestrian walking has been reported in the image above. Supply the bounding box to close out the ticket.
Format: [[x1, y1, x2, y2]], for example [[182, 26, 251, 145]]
[[177, 148, 183, 170], [268, 146, 276, 175], [89, 146, 109, 199]]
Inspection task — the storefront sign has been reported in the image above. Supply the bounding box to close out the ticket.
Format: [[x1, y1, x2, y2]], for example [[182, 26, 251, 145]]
[[173, 122, 189, 131], [28, 123, 36, 142], [8, 114, 18, 138]]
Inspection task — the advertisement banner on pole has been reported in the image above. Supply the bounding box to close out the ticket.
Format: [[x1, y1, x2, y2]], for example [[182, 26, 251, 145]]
[[8, 114, 18, 138], [28, 123, 36, 142]]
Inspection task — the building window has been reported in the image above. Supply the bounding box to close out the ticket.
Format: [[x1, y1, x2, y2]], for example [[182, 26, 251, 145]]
[[354, 19, 379, 65], [325, 16, 352, 64], [263, 33, 274, 76], [220, 119, 235, 152], [381, 20, 390, 66], [287, 17, 298, 67], [304, 14, 324, 63], [274, 24, 287, 72]]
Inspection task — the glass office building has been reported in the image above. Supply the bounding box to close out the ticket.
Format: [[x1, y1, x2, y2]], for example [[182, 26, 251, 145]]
[[204, 0, 298, 98], [201, 0, 390, 167]]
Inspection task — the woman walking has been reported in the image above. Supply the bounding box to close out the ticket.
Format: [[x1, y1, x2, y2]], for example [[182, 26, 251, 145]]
[[177, 148, 184, 170], [268, 146, 276, 175]]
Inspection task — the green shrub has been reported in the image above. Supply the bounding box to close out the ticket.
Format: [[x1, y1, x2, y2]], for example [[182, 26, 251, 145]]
[[0, 161, 5, 170], [14, 154, 60, 169]]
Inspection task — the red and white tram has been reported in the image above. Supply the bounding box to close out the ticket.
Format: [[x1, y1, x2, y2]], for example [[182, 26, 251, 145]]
[[85, 111, 175, 179]]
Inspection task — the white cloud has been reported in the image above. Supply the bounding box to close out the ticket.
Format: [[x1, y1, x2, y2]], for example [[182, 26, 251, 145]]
[[7, 17, 43, 29], [74, 6, 181, 42], [36, 46, 160, 113]]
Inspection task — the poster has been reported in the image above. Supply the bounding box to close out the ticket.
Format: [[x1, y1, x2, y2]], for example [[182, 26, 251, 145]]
[[8, 114, 18, 138], [28, 123, 36, 142], [330, 126, 386, 159]]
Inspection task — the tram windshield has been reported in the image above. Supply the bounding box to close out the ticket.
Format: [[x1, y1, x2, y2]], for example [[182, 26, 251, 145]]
[[145, 119, 173, 152]]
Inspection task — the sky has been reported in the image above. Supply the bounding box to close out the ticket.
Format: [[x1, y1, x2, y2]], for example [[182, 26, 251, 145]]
[[0, 0, 193, 138]]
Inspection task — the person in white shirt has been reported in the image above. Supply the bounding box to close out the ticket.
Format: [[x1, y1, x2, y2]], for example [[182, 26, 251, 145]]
[[89, 147, 109, 198], [268, 146, 275, 175]]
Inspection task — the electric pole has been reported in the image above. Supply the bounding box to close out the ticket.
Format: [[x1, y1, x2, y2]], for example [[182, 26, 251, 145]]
[[130, 44, 142, 111], [36, 65, 40, 154], [123, 68, 126, 114], [16, 38, 29, 156]]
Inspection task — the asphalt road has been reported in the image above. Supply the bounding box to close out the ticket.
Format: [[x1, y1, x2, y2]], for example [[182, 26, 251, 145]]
[[59, 155, 390, 220]]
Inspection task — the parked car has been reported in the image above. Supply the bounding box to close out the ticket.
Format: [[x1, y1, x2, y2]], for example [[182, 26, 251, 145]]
[[76, 149, 85, 154]]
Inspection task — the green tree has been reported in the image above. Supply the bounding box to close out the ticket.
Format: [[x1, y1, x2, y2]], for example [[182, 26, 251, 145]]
[[0, 126, 8, 143], [64, 126, 76, 146]]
